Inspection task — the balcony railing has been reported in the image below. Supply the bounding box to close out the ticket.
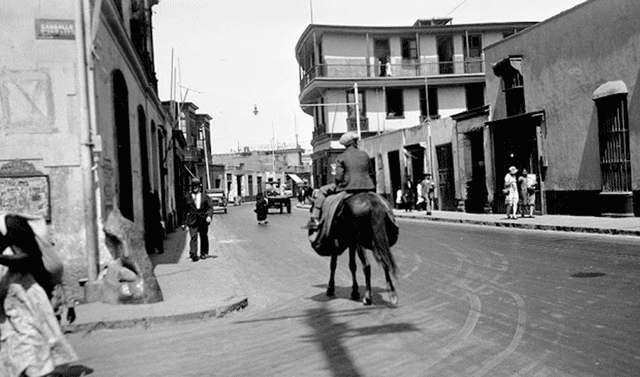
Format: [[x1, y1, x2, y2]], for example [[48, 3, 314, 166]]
[[300, 59, 485, 90], [347, 118, 369, 132], [183, 146, 204, 162]]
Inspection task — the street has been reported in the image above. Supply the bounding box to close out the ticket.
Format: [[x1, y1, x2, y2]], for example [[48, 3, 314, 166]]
[[67, 203, 640, 377]]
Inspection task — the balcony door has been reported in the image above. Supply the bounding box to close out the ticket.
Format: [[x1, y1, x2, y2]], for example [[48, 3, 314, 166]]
[[437, 35, 454, 74], [374, 39, 390, 77]]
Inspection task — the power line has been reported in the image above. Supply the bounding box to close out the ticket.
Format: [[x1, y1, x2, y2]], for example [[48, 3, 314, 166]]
[[445, 0, 472, 17]]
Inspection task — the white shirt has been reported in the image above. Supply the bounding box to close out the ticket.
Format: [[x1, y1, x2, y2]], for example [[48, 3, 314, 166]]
[[192, 192, 201, 209]]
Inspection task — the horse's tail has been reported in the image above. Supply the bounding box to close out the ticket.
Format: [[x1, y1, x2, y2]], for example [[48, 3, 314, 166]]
[[369, 194, 398, 279]]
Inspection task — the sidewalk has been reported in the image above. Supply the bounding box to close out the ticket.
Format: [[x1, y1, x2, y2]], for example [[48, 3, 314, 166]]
[[63, 229, 248, 334], [298, 202, 640, 237]]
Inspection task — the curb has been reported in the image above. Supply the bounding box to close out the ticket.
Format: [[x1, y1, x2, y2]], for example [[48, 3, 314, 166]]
[[62, 296, 248, 334], [394, 213, 640, 238]]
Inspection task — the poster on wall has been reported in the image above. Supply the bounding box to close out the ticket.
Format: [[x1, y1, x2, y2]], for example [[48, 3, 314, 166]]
[[0, 175, 50, 220]]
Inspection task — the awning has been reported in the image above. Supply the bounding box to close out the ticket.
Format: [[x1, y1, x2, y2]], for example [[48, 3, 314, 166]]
[[287, 173, 304, 184]]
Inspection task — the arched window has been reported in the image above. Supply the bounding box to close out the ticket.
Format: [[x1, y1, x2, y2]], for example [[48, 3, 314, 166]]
[[112, 71, 134, 220], [593, 81, 631, 192]]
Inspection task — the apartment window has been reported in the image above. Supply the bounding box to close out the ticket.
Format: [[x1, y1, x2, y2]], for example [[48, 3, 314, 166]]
[[401, 38, 418, 60], [386, 88, 404, 118], [420, 87, 439, 120], [593, 82, 632, 192], [463, 34, 483, 73], [465, 83, 485, 110], [314, 98, 326, 136], [347, 89, 367, 131]]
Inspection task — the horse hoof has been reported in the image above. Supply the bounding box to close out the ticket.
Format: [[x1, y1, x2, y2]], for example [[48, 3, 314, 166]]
[[389, 291, 398, 305], [362, 297, 372, 306], [351, 291, 360, 301]]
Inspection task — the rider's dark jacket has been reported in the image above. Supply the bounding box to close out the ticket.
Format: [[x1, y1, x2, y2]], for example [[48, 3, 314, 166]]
[[335, 145, 375, 192]]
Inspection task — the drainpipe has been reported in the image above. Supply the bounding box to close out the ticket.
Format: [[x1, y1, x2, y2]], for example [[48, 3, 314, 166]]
[[75, 0, 100, 301]]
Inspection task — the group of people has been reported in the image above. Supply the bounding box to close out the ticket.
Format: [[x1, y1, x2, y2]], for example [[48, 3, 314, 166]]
[[503, 166, 537, 219], [395, 174, 436, 215]]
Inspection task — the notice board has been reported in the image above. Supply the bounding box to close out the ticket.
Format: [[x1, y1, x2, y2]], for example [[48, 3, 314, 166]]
[[0, 175, 50, 220]]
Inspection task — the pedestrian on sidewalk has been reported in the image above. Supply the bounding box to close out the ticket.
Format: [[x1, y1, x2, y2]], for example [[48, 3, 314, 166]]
[[517, 169, 530, 218], [255, 191, 269, 225], [420, 173, 436, 215], [0, 213, 78, 377], [504, 166, 519, 219], [402, 181, 415, 212], [182, 178, 214, 261]]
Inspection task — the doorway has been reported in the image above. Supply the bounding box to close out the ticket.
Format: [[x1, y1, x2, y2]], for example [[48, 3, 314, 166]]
[[112, 70, 134, 221], [436, 143, 456, 211], [388, 150, 401, 204], [436, 35, 454, 74], [374, 39, 391, 77]]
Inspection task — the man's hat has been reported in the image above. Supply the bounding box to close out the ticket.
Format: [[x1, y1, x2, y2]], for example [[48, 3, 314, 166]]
[[339, 131, 359, 146], [508, 166, 518, 174], [191, 178, 202, 186]]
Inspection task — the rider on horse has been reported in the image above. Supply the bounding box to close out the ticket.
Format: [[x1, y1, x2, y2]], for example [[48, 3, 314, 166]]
[[304, 131, 375, 231]]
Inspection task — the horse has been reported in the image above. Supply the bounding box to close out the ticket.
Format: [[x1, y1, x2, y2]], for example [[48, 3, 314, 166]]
[[324, 192, 399, 305]]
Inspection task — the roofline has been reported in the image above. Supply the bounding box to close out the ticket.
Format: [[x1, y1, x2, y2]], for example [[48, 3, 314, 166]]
[[295, 21, 537, 54], [484, 0, 594, 50]]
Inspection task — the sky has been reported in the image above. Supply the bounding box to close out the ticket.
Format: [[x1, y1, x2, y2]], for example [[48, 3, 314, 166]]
[[151, 0, 588, 154]]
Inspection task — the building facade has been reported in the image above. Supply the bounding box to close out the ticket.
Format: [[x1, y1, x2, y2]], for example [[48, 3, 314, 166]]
[[0, 0, 178, 302], [484, 0, 640, 216], [295, 19, 535, 187], [212, 147, 311, 202]]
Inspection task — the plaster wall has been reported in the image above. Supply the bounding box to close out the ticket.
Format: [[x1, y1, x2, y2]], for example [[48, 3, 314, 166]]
[[485, 0, 640, 193], [0, 1, 90, 292], [437, 86, 467, 118], [322, 33, 368, 64]]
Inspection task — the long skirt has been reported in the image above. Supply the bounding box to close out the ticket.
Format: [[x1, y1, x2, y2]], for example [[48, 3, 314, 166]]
[[0, 273, 78, 377]]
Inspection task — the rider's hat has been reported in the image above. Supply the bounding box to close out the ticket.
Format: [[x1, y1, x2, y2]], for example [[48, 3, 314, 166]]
[[339, 132, 359, 146]]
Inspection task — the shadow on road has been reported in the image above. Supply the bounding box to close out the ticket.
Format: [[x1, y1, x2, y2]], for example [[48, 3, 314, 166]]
[[308, 284, 397, 308], [302, 304, 419, 377]]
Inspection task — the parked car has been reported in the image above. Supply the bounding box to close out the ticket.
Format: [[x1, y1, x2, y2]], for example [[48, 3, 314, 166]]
[[206, 189, 227, 214]]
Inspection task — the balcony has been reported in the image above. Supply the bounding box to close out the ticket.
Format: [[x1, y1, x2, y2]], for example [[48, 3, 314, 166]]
[[300, 59, 485, 90], [183, 146, 204, 162]]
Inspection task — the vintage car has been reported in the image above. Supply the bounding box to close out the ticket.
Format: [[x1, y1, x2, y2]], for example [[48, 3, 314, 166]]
[[206, 189, 228, 214], [263, 182, 292, 214]]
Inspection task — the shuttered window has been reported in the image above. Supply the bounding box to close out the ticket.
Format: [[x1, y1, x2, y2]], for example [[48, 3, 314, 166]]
[[596, 94, 631, 192]]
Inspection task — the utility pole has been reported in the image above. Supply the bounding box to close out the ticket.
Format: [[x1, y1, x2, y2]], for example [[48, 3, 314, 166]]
[[354, 83, 361, 139], [201, 124, 211, 190]]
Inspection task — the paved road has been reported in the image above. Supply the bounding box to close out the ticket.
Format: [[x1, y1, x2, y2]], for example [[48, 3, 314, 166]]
[[68, 203, 640, 377]]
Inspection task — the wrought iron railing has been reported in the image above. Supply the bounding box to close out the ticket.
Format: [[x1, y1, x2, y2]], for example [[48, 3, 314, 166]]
[[300, 59, 485, 90]]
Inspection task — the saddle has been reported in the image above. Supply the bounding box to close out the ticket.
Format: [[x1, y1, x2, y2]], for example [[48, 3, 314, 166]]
[[308, 192, 398, 257]]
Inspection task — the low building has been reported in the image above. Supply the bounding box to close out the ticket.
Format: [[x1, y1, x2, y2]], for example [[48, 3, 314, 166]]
[[484, 0, 640, 216]]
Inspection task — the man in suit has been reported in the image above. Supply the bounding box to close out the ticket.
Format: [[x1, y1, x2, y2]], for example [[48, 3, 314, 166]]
[[304, 131, 375, 230], [182, 178, 214, 261]]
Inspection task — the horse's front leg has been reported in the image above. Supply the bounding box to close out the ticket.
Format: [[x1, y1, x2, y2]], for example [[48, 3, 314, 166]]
[[327, 254, 337, 297], [349, 246, 360, 301], [385, 268, 398, 305]]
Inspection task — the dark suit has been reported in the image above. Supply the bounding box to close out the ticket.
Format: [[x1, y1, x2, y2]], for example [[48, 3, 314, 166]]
[[183, 192, 214, 258], [335, 145, 375, 192]]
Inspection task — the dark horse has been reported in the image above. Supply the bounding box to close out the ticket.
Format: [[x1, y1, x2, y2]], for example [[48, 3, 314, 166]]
[[324, 192, 399, 305]]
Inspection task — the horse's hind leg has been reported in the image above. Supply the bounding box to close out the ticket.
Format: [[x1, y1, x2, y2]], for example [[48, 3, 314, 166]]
[[357, 246, 372, 305], [327, 254, 337, 297], [385, 268, 398, 305], [349, 246, 360, 301]]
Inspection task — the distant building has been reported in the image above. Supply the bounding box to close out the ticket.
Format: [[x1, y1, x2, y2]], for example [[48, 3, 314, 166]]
[[211, 146, 311, 201], [295, 19, 535, 186], [484, 0, 640, 216]]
